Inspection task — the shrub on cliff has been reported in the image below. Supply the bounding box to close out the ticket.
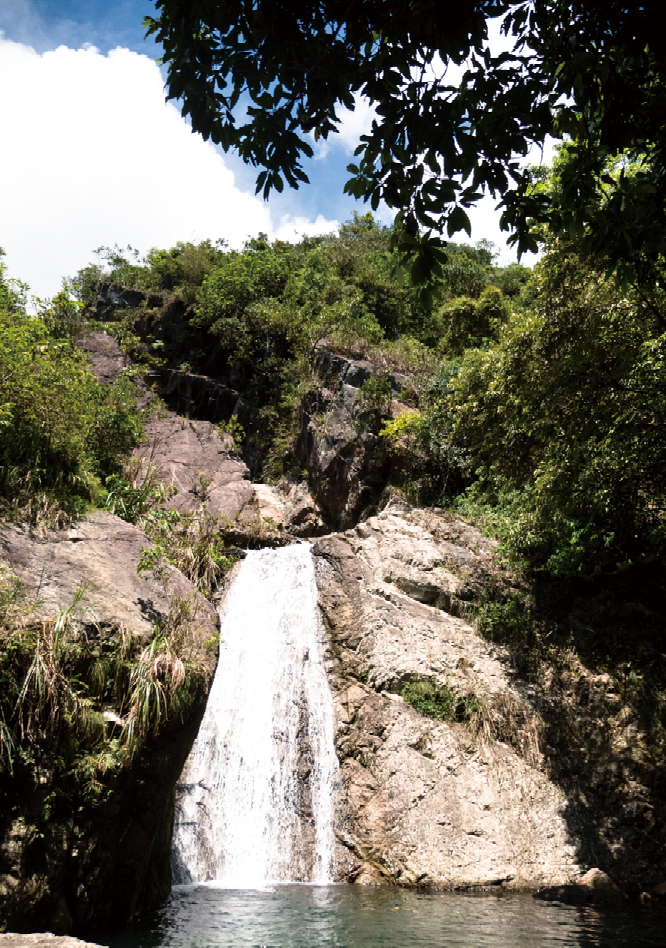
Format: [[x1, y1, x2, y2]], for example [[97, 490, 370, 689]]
[[0, 262, 143, 522]]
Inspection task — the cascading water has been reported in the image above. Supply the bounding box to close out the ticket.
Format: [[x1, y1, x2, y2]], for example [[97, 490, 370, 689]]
[[171, 543, 338, 888]]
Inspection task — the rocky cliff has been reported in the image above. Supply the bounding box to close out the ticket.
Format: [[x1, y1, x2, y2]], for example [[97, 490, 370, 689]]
[[310, 503, 665, 892], [313, 504, 581, 888], [2, 321, 664, 936], [0, 511, 218, 935]]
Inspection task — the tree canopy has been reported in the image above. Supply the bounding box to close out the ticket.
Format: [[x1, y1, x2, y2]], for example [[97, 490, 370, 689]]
[[146, 1, 666, 281]]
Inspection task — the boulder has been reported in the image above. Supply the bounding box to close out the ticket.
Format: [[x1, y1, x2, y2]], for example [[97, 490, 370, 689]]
[[234, 483, 327, 542], [534, 868, 625, 906], [136, 414, 253, 523], [0, 510, 217, 645]]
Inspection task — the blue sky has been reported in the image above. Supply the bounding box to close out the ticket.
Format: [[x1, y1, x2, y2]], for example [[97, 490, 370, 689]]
[[0, 1, 538, 299]]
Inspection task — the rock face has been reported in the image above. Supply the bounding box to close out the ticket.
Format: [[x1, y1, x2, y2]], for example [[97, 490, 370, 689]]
[[0, 513, 218, 935], [77, 332, 128, 386], [313, 503, 583, 888], [296, 352, 395, 529], [0, 511, 217, 642], [137, 414, 254, 523], [0, 937, 102, 948]]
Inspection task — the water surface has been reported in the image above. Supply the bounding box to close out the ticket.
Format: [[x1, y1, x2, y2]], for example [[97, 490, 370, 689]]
[[109, 884, 665, 948]]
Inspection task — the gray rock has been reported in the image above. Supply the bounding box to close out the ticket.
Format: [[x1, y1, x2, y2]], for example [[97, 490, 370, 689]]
[[0, 936, 103, 948], [313, 507, 582, 889], [0, 510, 217, 645], [136, 414, 253, 523], [77, 332, 128, 386]]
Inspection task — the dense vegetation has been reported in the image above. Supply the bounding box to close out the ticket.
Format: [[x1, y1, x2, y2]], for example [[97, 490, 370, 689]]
[[0, 252, 143, 523], [147, 2, 666, 284], [0, 252, 204, 815], [71, 192, 666, 583]]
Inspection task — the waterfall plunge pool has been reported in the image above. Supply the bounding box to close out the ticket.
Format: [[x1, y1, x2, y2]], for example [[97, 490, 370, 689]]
[[107, 885, 665, 948], [117, 546, 664, 947]]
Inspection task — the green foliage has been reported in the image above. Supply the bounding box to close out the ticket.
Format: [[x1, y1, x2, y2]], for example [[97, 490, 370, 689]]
[[145, 240, 227, 300], [381, 360, 471, 505], [356, 371, 393, 420], [449, 242, 666, 576], [401, 678, 479, 725], [68, 240, 229, 307], [218, 416, 246, 452], [194, 246, 292, 356], [489, 262, 532, 300], [0, 304, 143, 522], [440, 242, 495, 300], [436, 287, 510, 355], [147, 2, 666, 283], [0, 571, 206, 810], [105, 463, 177, 525], [137, 501, 240, 599]]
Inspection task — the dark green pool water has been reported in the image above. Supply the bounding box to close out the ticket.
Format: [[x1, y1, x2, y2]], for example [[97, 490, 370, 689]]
[[108, 884, 665, 948]]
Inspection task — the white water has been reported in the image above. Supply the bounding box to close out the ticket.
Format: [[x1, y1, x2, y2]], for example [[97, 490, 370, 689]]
[[171, 544, 338, 888]]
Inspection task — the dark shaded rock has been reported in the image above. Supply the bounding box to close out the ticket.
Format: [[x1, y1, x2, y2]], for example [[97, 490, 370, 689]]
[[533, 884, 591, 905], [315, 350, 403, 394], [292, 350, 411, 529], [145, 369, 240, 424], [534, 868, 626, 906], [295, 385, 390, 530], [92, 284, 146, 321]]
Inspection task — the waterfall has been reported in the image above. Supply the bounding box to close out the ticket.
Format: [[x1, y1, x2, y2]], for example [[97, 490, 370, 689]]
[[171, 543, 338, 888]]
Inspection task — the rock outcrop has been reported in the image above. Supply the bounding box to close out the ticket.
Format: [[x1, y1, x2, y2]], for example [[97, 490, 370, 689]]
[[295, 352, 397, 529], [0, 513, 218, 935], [0, 511, 217, 642], [137, 414, 254, 523], [0, 936, 103, 948], [313, 503, 582, 888]]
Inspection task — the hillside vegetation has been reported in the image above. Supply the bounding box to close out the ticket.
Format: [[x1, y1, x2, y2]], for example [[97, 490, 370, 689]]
[[1, 149, 666, 880]]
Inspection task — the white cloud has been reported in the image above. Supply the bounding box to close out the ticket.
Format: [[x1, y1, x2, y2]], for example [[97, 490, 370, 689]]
[[273, 214, 339, 243], [335, 96, 378, 153], [0, 37, 336, 299]]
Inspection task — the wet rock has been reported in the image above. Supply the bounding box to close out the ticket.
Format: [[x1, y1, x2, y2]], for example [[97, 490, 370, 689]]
[[533, 885, 591, 905], [235, 483, 327, 541], [534, 868, 626, 906]]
